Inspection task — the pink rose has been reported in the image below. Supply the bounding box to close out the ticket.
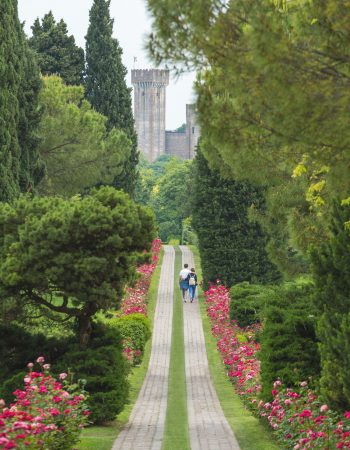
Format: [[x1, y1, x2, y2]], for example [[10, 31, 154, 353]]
[[36, 356, 45, 363], [59, 373, 68, 380], [320, 404, 329, 413], [43, 364, 50, 370], [27, 362, 34, 369]]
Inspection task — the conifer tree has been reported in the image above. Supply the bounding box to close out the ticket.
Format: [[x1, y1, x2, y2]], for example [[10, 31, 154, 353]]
[[192, 147, 280, 287], [0, 0, 21, 201], [311, 201, 350, 410], [85, 0, 138, 196], [29, 12, 84, 85], [18, 42, 45, 192]]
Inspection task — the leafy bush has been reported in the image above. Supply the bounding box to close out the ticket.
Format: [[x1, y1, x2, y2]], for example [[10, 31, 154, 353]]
[[108, 314, 151, 365], [259, 280, 320, 400], [229, 282, 274, 327], [57, 323, 129, 424]]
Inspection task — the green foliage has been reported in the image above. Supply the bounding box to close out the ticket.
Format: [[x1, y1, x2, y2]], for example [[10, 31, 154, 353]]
[[37, 76, 131, 196], [108, 314, 151, 365], [147, 0, 350, 274], [0, 186, 155, 346], [0, 1, 44, 201], [192, 147, 280, 287], [311, 201, 350, 410], [85, 0, 138, 196], [57, 324, 129, 424], [134, 154, 173, 206], [152, 158, 192, 242], [229, 282, 274, 328], [182, 217, 198, 246], [0, 323, 71, 403], [29, 11, 84, 85], [259, 280, 320, 400]]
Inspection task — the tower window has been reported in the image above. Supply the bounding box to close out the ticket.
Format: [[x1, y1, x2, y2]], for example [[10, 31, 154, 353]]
[[142, 91, 145, 96], [192, 127, 195, 134]]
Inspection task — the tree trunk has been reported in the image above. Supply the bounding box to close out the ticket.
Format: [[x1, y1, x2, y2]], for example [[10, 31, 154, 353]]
[[78, 313, 92, 347]]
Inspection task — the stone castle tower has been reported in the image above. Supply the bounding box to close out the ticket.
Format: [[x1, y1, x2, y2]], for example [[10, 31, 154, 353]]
[[131, 69, 169, 163], [131, 68, 200, 163]]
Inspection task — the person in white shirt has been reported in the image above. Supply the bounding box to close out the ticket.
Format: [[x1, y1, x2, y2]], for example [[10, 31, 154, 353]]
[[179, 263, 191, 302]]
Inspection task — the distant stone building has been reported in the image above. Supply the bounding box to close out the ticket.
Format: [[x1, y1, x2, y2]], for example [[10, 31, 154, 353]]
[[131, 69, 200, 163]]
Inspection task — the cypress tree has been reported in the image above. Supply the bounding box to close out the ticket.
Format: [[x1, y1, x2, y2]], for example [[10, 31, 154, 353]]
[[0, 0, 21, 201], [85, 0, 138, 196], [18, 40, 45, 192], [29, 12, 84, 86], [192, 147, 280, 287], [311, 201, 350, 410], [0, 1, 44, 200]]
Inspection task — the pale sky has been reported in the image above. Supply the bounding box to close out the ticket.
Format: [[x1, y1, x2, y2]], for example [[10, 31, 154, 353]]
[[18, 0, 196, 130]]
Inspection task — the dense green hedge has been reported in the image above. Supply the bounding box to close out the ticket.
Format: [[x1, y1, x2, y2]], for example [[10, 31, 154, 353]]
[[192, 148, 280, 288], [259, 280, 320, 400], [229, 282, 274, 327]]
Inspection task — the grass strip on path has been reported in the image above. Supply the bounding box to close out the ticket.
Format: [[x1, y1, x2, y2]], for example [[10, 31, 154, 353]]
[[190, 245, 279, 450], [77, 247, 164, 450], [162, 246, 190, 450]]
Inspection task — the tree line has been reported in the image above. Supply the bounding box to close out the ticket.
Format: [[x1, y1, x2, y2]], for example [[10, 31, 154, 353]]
[[1, 0, 138, 201]]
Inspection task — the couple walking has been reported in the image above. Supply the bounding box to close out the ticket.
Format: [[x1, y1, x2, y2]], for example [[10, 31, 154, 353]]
[[179, 264, 198, 303]]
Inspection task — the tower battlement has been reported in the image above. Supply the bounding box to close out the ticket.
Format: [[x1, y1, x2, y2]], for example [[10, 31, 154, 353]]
[[131, 69, 169, 85]]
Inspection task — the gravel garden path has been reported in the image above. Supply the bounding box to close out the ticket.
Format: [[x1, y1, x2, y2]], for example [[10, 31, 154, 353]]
[[112, 245, 240, 450]]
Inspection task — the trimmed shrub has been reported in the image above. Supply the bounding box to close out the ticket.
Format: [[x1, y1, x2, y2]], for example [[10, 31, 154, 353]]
[[57, 323, 129, 424], [109, 313, 151, 365], [259, 280, 320, 400], [229, 282, 274, 327]]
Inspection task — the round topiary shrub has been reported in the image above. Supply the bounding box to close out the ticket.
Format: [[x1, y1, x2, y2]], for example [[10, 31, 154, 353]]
[[109, 314, 151, 365]]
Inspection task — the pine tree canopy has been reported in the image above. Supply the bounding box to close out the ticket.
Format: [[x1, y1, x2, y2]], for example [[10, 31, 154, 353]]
[[37, 76, 131, 197], [29, 11, 84, 85]]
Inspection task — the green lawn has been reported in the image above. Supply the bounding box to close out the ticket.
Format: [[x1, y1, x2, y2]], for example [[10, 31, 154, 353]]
[[77, 247, 164, 450], [162, 246, 190, 450], [190, 246, 279, 450]]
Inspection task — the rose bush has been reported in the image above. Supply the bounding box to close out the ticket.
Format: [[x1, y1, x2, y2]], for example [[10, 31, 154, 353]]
[[0, 358, 89, 450], [204, 282, 350, 449], [117, 239, 161, 364]]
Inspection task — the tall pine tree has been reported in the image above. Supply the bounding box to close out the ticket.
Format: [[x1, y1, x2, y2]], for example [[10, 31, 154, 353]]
[[85, 0, 138, 196], [29, 12, 84, 86]]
